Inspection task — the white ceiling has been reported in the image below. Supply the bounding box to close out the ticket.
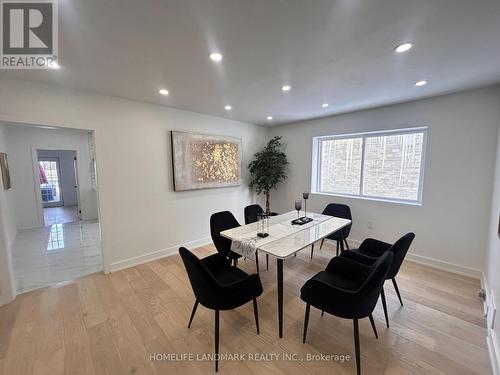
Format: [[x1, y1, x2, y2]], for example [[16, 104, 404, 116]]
[[2, 0, 500, 126]]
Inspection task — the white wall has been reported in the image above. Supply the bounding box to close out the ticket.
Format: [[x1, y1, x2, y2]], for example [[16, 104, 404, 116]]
[[3, 125, 98, 229], [485, 117, 500, 373], [0, 77, 267, 273], [38, 149, 78, 206], [270, 86, 500, 275]]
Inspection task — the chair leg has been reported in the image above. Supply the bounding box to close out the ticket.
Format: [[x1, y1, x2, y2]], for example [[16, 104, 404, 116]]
[[253, 298, 260, 335], [266, 254, 269, 270], [303, 303, 311, 343], [215, 310, 220, 372], [321, 310, 324, 317], [255, 252, 260, 274], [380, 287, 389, 328], [368, 313, 378, 339], [310, 244, 314, 259], [336, 241, 339, 256], [188, 300, 198, 328], [320, 238, 325, 249], [353, 319, 361, 375], [392, 278, 403, 306], [344, 239, 350, 250]]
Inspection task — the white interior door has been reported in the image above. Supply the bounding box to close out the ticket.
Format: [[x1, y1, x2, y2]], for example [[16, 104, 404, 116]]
[[38, 158, 64, 208]]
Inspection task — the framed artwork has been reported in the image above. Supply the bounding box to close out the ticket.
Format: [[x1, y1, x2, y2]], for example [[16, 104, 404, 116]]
[[0, 152, 11, 190], [171, 131, 242, 191]]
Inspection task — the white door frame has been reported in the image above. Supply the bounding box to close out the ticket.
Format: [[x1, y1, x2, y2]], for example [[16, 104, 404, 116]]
[[0, 197, 16, 306], [73, 154, 82, 220]]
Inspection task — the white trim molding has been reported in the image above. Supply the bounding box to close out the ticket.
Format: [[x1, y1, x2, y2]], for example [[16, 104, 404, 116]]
[[311, 126, 428, 206], [405, 252, 482, 279], [332, 238, 482, 279], [109, 236, 212, 273], [482, 273, 500, 375], [487, 332, 500, 375]]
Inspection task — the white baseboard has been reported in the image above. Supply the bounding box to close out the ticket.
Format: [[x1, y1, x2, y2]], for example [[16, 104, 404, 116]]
[[405, 252, 482, 279], [483, 273, 500, 375], [488, 317, 500, 375], [0, 282, 16, 307], [0, 294, 14, 307], [343, 237, 482, 279], [109, 236, 212, 272]]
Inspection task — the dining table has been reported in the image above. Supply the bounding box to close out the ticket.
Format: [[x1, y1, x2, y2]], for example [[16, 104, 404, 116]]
[[221, 210, 351, 338]]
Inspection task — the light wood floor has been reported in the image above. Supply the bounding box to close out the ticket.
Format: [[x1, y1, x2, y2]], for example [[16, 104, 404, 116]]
[[0, 242, 491, 375]]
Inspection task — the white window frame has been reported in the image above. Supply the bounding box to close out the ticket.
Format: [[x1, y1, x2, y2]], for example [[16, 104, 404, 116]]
[[311, 126, 428, 206]]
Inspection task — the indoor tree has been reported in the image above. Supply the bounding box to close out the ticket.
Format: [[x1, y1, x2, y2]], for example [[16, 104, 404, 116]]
[[248, 136, 289, 213]]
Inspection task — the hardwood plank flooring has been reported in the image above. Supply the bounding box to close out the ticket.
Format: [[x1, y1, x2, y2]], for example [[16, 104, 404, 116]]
[[0, 242, 491, 375]]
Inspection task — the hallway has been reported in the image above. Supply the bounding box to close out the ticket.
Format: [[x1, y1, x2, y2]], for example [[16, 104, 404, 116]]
[[11, 220, 102, 293], [43, 206, 80, 225]]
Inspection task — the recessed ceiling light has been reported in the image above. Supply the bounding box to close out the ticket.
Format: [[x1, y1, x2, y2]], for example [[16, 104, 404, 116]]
[[415, 80, 427, 87], [281, 85, 291, 92], [224, 105, 232, 111], [209, 52, 223, 62], [159, 88, 169, 95], [395, 42, 414, 53], [322, 103, 329, 108], [266, 116, 273, 120]]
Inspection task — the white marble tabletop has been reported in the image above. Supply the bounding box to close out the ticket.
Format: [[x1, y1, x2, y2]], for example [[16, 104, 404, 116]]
[[221, 211, 351, 259]]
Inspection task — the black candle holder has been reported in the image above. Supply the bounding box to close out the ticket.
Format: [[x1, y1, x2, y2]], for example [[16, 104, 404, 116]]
[[303, 192, 309, 218]]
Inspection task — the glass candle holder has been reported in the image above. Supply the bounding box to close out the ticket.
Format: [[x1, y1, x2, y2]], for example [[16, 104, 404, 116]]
[[257, 213, 270, 238], [295, 199, 302, 220]]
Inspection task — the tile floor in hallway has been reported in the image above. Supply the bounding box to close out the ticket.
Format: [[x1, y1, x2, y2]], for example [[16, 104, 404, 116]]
[[11, 220, 102, 294], [43, 205, 80, 225]]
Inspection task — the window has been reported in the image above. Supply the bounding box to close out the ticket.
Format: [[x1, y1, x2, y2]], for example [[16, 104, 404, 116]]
[[312, 127, 427, 205]]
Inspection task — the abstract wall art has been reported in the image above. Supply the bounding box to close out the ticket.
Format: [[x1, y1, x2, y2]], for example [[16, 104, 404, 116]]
[[0, 152, 12, 190], [171, 131, 242, 191]]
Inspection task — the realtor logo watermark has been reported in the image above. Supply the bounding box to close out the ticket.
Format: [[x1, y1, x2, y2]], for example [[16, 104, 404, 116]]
[[1, 0, 58, 69]]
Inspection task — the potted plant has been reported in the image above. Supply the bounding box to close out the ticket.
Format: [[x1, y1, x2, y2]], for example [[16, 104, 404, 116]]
[[248, 136, 289, 213]]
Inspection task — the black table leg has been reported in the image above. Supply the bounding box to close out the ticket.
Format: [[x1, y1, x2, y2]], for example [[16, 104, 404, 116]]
[[277, 258, 284, 338], [339, 230, 345, 252]]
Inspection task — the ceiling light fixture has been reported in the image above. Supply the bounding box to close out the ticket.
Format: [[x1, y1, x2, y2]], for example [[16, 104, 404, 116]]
[[209, 52, 223, 62], [322, 103, 329, 108], [281, 85, 291, 92], [415, 80, 427, 87], [395, 42, 414, 53], [266, 116, 273, 120], [224, 105, 232, 111], [159, 89, 169, 95]]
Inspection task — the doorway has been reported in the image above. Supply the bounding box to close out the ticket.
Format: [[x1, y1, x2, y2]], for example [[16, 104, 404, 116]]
[[38, 149, 81, 226], [0, 125, 103, 294]]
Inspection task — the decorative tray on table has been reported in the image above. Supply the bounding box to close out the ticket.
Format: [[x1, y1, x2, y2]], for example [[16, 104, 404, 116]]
[[291, 216, 313, 225]]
